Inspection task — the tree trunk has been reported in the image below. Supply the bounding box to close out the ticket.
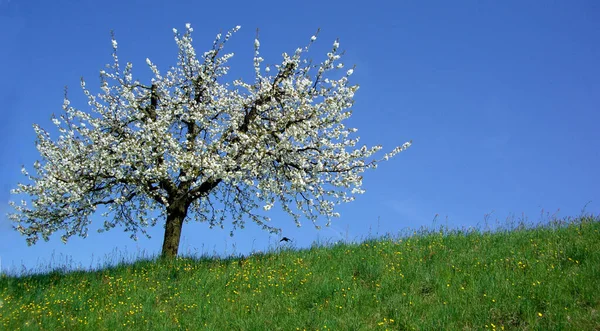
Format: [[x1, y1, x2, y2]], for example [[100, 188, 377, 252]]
[[161, 199, 188, 259]]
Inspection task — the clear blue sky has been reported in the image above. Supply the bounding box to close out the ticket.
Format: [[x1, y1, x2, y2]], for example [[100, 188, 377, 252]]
[[1, 0, 598, 274]]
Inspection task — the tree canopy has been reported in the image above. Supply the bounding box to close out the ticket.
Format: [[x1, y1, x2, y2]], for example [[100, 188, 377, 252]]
[[10, 24, 411, 258]]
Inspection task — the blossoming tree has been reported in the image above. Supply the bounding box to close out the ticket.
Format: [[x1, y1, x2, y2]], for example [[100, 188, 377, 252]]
[[10, 24, 411, 258]]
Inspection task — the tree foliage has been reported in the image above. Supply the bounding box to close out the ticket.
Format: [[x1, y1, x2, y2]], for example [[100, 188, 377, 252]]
[[10, 24, 411, 257]]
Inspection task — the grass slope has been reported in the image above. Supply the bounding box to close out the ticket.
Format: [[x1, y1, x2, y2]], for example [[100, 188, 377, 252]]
[[1, 215, 599, 330]]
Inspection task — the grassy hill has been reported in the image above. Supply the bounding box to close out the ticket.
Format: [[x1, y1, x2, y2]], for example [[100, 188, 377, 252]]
[[1, 214, 599, 330]]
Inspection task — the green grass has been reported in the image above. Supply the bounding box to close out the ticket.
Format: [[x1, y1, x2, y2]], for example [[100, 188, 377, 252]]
[[1, 214, 599, 330]]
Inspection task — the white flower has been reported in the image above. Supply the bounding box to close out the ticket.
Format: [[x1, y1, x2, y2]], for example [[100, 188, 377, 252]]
[[311, 35, 317, 41], [254, 39, 260, 48], [337, 63, 344, 69], [333, 40, 339, 48], [111, 39, 118, 48], [347, 69, 354, 75]]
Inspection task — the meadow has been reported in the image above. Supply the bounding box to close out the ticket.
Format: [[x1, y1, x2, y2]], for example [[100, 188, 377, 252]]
[[1, 212, 599, 330]]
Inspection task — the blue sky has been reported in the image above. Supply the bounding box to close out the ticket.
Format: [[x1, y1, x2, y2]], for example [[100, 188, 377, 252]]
[[1, 0, 598, 274]]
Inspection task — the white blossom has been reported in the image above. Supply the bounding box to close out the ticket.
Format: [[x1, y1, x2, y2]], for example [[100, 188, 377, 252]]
[[9, 24, 411, 252]]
